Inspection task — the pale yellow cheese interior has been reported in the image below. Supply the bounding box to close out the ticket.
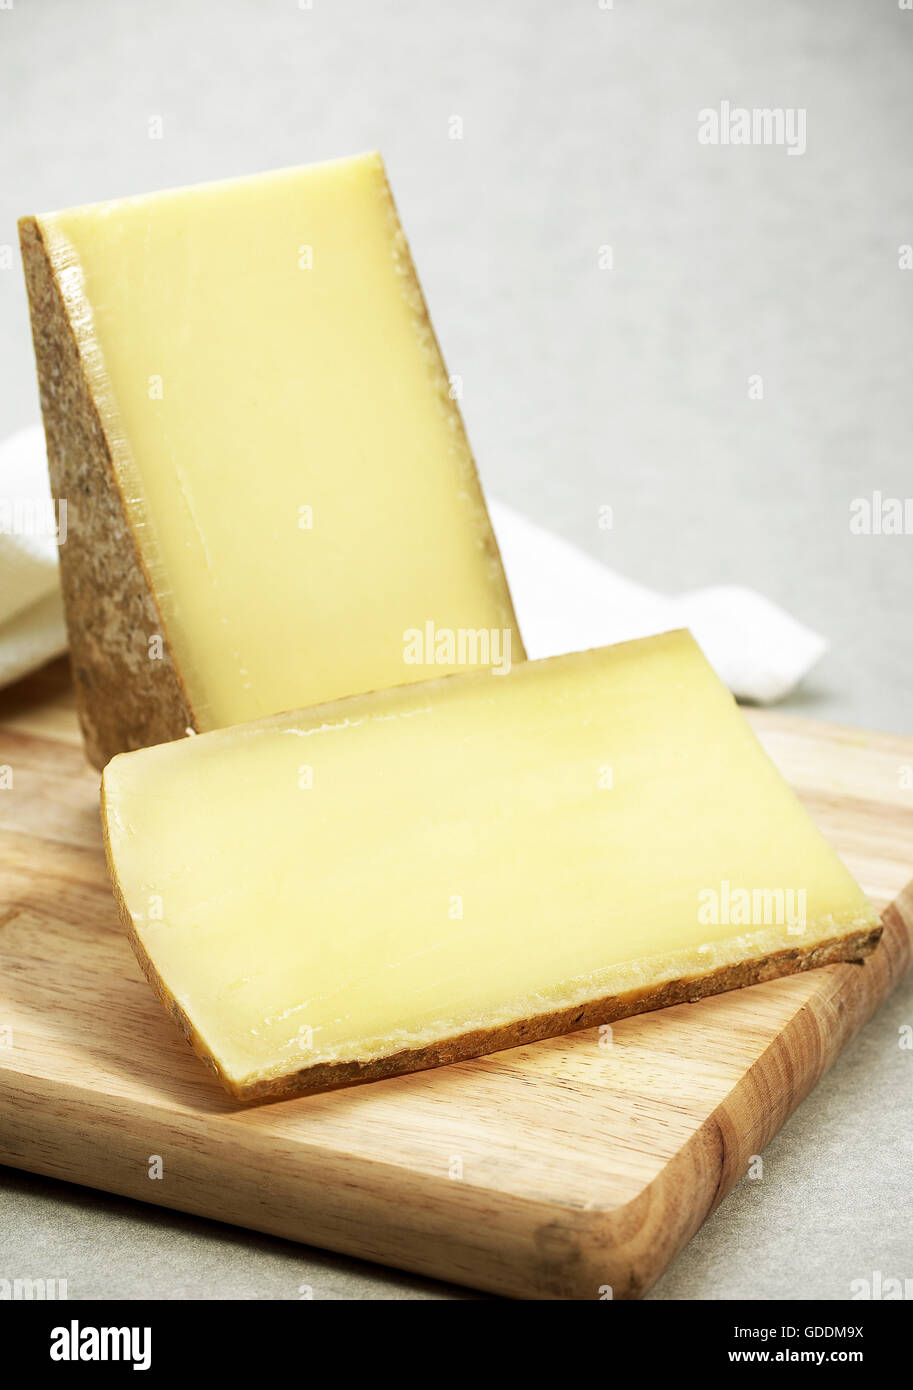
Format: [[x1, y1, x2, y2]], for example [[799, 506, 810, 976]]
[[102, 631, 877, 1095], [38, 153, 519, 728]]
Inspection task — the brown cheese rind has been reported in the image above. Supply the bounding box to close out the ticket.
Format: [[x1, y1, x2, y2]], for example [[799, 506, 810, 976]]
[[100, 779, 883, 1105], [19, 217, 197, 769]]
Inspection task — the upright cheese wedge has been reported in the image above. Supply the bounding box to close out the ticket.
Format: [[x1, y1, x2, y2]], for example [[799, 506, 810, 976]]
[[101, 630, 881, 1101], [20, 154, 521, 767]]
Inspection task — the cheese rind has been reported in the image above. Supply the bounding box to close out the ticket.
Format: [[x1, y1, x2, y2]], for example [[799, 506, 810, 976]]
[[101, 630, 881, 1100], [20, 154, 522, 766]]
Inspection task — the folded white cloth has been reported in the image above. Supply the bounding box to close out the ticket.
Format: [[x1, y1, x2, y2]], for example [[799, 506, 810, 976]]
[[487, 501, 826, 705], [0, 424, 826, 704], [0, 425, 67, 689]]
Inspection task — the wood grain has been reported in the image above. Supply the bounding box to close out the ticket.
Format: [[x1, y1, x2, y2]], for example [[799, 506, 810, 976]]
[[0, 657, 911, 1299]]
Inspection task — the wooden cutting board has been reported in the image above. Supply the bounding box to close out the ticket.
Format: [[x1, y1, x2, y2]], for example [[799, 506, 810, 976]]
[[1, 658, 911, 1300]]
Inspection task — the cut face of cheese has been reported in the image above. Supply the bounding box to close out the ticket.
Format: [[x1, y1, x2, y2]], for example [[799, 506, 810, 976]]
[[20, 154, 521, 767], [101, 630, 881, 1101]]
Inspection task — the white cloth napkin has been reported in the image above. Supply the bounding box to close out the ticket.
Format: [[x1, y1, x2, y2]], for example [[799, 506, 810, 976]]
[[0, 425, 67, 689], [486, 503, 826, 705], [0, 423, 826, 703]]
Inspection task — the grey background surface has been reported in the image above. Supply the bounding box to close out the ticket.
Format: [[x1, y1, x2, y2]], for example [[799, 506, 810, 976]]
[[0, 0, 911, 1301]]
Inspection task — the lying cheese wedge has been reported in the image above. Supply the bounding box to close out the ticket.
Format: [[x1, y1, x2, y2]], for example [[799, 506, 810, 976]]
[[20, 153, 521, 767], [101, 629, 881, 1101]]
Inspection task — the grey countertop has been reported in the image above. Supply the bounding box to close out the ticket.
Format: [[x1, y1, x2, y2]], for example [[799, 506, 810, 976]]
[[1, 0, 911, 1300]]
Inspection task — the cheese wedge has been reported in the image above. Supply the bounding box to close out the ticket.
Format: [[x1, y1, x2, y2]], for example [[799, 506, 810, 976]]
[[101, 630, 881, 1101], [20, 154, 521, 767]]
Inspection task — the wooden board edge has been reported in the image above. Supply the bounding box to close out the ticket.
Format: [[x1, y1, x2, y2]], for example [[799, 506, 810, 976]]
[[1, 883, 909, 1301], [0, 1068, 634, 1301], [595, 878, 913, 1300], [745, 705, 913, 754]]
